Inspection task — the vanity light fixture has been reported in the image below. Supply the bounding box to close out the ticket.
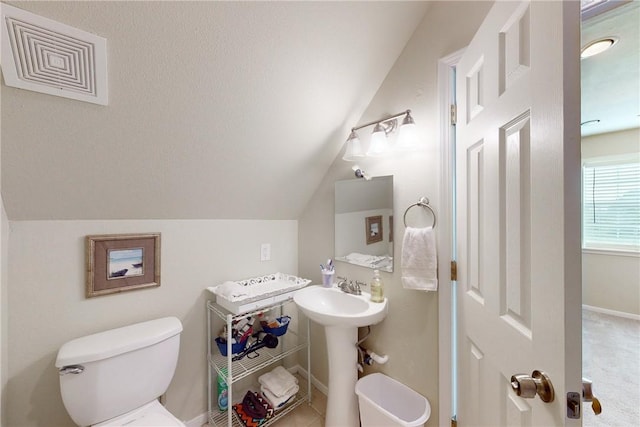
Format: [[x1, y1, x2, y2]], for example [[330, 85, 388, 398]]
[[342, 130, 364, 161], [342, 110, 419, 161], [396, 111, 418, 151], [367, 123, 389, 157]]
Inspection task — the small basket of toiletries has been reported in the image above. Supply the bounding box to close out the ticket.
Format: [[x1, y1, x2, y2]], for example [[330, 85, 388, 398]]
[[216, 316, 254, 356], [216, 337, 249, 357], [260, 315, 291, 337]]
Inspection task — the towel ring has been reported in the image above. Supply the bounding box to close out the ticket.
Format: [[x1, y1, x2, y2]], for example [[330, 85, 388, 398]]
[[403, 197, 436, 228]]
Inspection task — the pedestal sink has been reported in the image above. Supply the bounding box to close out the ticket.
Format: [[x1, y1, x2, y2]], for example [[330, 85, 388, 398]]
[[294, 285, 388, 427]]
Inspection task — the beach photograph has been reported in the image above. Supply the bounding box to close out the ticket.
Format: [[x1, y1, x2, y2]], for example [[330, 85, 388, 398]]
[[108, 248, 144, 279]]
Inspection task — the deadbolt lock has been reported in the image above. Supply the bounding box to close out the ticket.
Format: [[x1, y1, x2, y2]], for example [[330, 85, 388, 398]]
[[510, 370, 555, 403]]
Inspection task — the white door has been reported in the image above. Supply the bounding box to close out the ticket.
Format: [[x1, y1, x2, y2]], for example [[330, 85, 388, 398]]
[[455, 1, 582, 425]]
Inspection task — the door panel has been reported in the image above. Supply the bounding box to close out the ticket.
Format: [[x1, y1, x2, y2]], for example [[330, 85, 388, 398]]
[[501, 112, 532, 338], [455, 1, 581, 425]]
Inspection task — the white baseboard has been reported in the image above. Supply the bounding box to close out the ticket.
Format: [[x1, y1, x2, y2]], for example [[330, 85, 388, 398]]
[[184, 412, 207, 427], [182, 364, 327, 427], [289, 364, 328, 396], [583, 304, 640, 321]]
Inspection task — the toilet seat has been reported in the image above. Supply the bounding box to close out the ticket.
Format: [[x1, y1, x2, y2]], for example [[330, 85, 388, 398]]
[[93, 400, 184, 427]]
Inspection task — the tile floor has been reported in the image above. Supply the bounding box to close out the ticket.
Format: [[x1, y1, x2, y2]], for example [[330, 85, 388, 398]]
[[270, 375, 326, 427]]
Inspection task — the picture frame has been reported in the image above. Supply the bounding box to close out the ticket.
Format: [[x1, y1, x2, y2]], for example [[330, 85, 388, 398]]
[[86, 233, 161, 298], [365, 215, 383, 245]]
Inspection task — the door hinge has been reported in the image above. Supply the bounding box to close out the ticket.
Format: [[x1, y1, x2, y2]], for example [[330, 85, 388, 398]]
[[451, 260, 457, 281], [450, 104, 457, 126]]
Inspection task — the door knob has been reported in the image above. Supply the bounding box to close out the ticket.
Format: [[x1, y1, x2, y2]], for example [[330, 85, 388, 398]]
[[510, 370, 555, 402], [583, 377, 602, 415]]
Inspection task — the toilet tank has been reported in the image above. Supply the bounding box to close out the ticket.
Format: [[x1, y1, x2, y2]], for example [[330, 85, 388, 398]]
[[55, 317, 183, 426]]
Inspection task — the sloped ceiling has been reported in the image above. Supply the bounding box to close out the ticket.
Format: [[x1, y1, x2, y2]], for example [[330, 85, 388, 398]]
[[0, 1, 430, 220]]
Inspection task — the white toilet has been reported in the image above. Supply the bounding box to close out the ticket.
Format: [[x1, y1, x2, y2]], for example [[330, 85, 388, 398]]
[[55, 317, 185, 427]]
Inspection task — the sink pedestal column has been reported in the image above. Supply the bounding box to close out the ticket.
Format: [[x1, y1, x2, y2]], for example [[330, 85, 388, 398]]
[[325, 325, 359, 427], [293, 286, 387, 426]]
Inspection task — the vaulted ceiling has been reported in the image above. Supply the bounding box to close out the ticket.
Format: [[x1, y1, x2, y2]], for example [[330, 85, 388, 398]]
[[5, 1, 634, 222], [1, 1, 430, 220]]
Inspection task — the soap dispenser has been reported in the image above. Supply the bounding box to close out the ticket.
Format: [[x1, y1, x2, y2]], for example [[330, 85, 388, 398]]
[[370, 269, 384, 303]]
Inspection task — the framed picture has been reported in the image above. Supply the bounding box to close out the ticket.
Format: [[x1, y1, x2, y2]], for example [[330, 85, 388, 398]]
[[365, 215, 383, 245], [86, 233, 161, 298]]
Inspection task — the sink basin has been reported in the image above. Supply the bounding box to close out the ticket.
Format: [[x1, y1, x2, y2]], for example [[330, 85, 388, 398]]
[[293, 285, 388, 327]]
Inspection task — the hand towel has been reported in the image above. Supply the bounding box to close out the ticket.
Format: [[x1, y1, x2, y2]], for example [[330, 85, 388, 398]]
[[258, 366, 298, 398], [260, 384, 299, 409], [401, 226, 438, 291]]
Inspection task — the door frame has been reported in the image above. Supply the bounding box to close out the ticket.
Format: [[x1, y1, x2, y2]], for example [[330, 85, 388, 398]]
[[437, 47, 464, 427]]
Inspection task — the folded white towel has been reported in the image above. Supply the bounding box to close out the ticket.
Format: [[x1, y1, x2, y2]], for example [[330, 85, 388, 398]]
[[345, 252, 373, 263], [261, 384, 298, 409], [401, 226, 438, 291], [258, 366, 298, 398]]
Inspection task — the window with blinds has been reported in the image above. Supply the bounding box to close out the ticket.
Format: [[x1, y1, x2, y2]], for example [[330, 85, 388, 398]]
[[582, 157, 640, 252]]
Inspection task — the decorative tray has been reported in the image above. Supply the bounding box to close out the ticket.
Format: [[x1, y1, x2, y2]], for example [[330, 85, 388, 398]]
[[207, 272, 311, 314]]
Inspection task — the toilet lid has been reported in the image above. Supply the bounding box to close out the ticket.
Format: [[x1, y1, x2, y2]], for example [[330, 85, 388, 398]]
[[94, 400, 184, 427]]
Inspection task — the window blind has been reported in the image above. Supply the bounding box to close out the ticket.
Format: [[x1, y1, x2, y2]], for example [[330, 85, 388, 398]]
[[582, 159, 640, 251]]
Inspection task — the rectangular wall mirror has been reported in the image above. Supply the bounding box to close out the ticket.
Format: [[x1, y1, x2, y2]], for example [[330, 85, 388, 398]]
[[334, 175, 394, 272]]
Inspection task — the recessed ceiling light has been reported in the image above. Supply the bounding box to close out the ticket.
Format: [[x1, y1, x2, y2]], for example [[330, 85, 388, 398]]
[[581, 37, 618, 58], [581, 119, 601, 126]]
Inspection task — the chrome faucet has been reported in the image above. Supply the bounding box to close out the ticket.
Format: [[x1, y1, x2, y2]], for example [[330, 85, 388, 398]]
[[338, 278, 362, 295], [337, 276, 348, 291]]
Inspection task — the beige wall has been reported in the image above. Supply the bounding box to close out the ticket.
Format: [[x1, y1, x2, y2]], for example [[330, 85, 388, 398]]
[[1, 207, 6, 427], [298, 2, 492, 426], [5, 219, 298, 426], [0, 203, 6, 427], [582, 127, 640, 159], [1, 97, 5, 426], [581, 128, 640, 315], [583, 252, 640, 315]]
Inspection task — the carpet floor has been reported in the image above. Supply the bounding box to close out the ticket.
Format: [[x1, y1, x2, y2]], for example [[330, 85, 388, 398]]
[[583, 309, 640, 427]]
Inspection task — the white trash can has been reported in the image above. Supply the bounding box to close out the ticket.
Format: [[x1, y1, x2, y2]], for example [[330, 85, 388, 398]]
[[355, 373, 431, 427]]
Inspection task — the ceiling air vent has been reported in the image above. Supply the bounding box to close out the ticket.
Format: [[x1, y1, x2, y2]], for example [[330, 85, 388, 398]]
[[0, 3, 107, 105]]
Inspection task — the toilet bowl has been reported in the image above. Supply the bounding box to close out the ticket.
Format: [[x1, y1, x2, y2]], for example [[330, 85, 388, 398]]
[[55, 317, 184, 427]]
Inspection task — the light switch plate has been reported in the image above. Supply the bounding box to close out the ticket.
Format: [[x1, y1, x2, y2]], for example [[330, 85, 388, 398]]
[[260, 243, 271, 261]]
